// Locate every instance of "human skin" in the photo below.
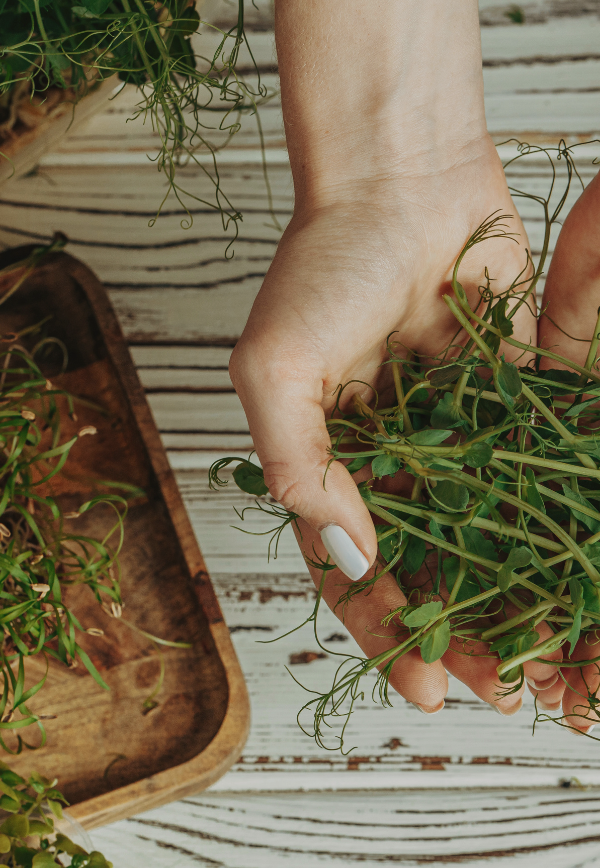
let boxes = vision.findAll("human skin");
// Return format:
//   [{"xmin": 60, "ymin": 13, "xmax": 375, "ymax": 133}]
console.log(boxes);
[{"xmin": 230, "ymin": 0, "xmax": 593, "ymax": 719}]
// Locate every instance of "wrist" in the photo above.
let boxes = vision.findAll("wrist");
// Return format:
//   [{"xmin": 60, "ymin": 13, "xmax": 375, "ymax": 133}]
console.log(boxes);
[{"xmin": 276, "ymin": 0, "xmax": 489, "ymax": 211}]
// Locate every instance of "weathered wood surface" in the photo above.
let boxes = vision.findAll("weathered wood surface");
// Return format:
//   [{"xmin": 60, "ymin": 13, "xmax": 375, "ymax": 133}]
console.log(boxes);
[
  {"xmin": 91, "ymin": 787, "xmax": 600, "ymax": 867},
  {"xmin": 3, "ymin": 0, "xmax": 600, "ymax": 864}
]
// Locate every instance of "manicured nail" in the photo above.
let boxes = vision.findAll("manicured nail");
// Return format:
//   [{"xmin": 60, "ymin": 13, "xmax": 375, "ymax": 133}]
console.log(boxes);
[
  {"xmin": 570, "ymin": 725, "xmax": 595, "ymax": 737},
  {"xmin": 526, "ymin": 674, "xmax": 559, "ymax": 691},
  {"xmin": 411, "ymin": 700, "xmax": 445, "ymax": 715},
  {"xmin": 537, "ymin": 699, "xmax": 562, "ymax": 712},
  {"xmin": 489, "ymin": 698, "xmax": 523, "ymax": 716},
  {"xmin": 320, "ymin": 525, "xmax": 369, "ymax": 581}
]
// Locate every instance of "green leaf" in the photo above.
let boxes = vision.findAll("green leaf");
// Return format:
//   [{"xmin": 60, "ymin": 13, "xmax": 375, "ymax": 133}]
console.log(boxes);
[
  {"xmin": 463, "ymin": 441, "xmax": 493, "ymax": 468},
  {"xmin": 1, "ymin": 813, "xmax": 29, "ymax": 838},
  {"xmin": 371, "ymin": 454, "xmax": 401, "ymax": 479},
  {"xmin": 46, "ymin": 799, "xmax": 63, "ymax": 820},
  {"xmin": 171, "ymin": 7, "xmax": 201, "ymax": 35},
  {"xmin": 569, "ymin": 577, "xmax": 584, "ymax": 611},
  {"xmin": 525, "ymin": 467, "xmax": 546, "ymax": 514},
  {"xmin": 561, "ymin": 485, "xmax": 600, "ymax": 533},
  {"xmin": 461, "ymin": 527, "xmax": 496, "ymax": 561},
  {"xmin": 403, "ymin": 601, "xmax": 443, "ymax": 627},
  {"xmin": 232, "ymin": 462, "xmax": 268, "ymax": 497},
  {"xmin": 582, "ymin": 579, "xmax": 600, "ymax": 614},
  {"xmin": 14, "ymin": 847, "xmax": 36, "ymax": 868},
  {"xmin": 530, "ymin": 554, "xmax": 556, "ymax": 585},
  {"xmin": 430, "ymin": 480, "xmax": 469, "ymax": 512},
  {"xmin": 0, "ymin": 834, "xmax": 10, "ymax": 853},
  {"xmin": 420, "ymin": 620, "xmax": 451, "ymax": 663},
  {"xmin": 403, "ymin": 534, "xmax": 426, "ymax": 575},
  {"xmin": 55, "ymin": 834, "xmax": 87, "ymax": 857},
  {"xmin": 567, "ymin": 579, "xmax": 584, "ymax": 655},
  {"xmin": 497, "ymin": 547, "xmax": 532, "ymax": 593},
  {"xmin": 0, "ymin": 796, "xmax": 20, "ymax": 813},
  {"xmin": 345, "ymin": 456, "xmax": 372, "ymax": 474},
  {"xmin": 494, "ymin": 361, "xmax": 522, "ymax": 407},
  {"xmin": 444, "ymin": 558, "xmax": 480, "ymax": 603},
  {"xmin": 375, "ymin": 526, "xmax": 401, "ymax": 563},
  {"xmin": 563, "ymin": 395, "xmax": 600, "ymax": 418},
  {"xmin": 428, "ymin": 520, "xmax": 445, "ymax": 542},
  {"xmin": 80, "ymin": 0, "xmax": 113, "ymax": 13},
  {"xmin": 583, "ymin": 541, "xmax": 600, "ymax": 566},
  {"xmin": 32, "ymin": 853, "xmax": 58, "ymax": 867},
  {"xmin": 491, "ymin": 297, "xmax": 514, "ymax": 338},
  {"xmin": 431, "ymin": 393, "xmax": 463, "ymax": 429},
  {"xmin": 407, "ymin": 429, "xmax": 453, "ymax": 446},
  {"xmin": 87, "ymin": 852, "xmax": 113, "ymax": 868},
  {"xmin": 428, "ymin": 365, "xmax": 463, "ymax": 387}
]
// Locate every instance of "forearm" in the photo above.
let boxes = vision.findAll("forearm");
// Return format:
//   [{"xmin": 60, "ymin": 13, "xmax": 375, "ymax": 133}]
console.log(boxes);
[{"xmin": 275, "ymin": 0, "xmax": 489, "ymax": 208}]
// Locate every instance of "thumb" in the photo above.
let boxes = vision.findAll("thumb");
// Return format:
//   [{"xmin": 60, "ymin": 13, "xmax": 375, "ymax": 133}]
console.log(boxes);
[{"xmin": 231, "ymin": 356, "xmax": 377, "ymax": 581}]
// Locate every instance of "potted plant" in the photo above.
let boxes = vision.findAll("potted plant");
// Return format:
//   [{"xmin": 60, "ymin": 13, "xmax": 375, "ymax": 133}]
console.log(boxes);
[{"xmin": 0, "ymin": 0, "xmax": 267, "ymax": 234}]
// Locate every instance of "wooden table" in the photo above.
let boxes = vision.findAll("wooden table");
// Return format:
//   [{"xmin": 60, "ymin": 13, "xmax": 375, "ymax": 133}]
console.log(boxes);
[{"xmin": 2, "ymin": 0, "xmax": 600, "ymax": 863}]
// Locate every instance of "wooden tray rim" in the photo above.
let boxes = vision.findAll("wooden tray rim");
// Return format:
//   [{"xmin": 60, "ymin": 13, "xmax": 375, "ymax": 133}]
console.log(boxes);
[{"xmin": 28, "ymin": 253, "xmax": 250, "ymax": 829}]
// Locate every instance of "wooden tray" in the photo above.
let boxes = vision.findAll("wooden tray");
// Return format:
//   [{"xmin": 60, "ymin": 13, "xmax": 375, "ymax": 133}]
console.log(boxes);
[
  {"xmin": 0, "ymin": 247, "xmax": 250, "ymax": 828},
  {"xmin": 0, "ymin": 78, "xmax": 119, "ymax": 187}
]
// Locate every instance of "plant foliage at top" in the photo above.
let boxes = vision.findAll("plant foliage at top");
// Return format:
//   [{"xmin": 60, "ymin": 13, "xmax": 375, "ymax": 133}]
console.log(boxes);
[{"xmin": 0, "ymin": 0, "xmax": 273, "ymax": 243}]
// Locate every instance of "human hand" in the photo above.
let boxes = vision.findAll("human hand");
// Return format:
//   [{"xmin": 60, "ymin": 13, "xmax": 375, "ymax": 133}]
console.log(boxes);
[
  {"xmin": 530, "ymin": 169, "xmax": 600, "ymax": 734},
  {"xmin": 230, "ymin": 0, "xmax": 557, "ymax": 717}
]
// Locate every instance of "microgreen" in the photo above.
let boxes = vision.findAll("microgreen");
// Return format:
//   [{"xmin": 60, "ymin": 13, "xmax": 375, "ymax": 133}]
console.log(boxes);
[
  {"xmin": 0, "ymin": 1, "xmax": 276, "ymax": 249},
  {"xmin": 214, "ymin": 141, "xmax": 600, "ymax": 749},
  {"xmin": 0, "ymin": 763, "xmax": 112, "ymax": 866}
]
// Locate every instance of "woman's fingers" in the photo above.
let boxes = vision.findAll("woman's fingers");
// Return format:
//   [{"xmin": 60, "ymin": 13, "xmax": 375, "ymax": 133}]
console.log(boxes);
[
  {"xmin": 230, "ymin": 344, "xmax": 378, "ymax": 581},
  {"xmin": 561, "ymin": 633, "xmax": 600, "ymax": 734},
  {"xmin": 442, "ymin": 638, "xmax": 524, "ymax": 715},
  {"xmin": 294, "ymin": 519, "xmax": 449, "ymax": 711},
  {"xmin": 538, "ymin": 170, "xmax": 600, "ymax": 366}
]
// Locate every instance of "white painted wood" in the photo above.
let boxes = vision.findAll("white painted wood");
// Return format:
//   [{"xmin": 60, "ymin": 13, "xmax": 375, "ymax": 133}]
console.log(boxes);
[{"xmin": 90, "ymin": 788, "xmax": 600, "ymax": 867}]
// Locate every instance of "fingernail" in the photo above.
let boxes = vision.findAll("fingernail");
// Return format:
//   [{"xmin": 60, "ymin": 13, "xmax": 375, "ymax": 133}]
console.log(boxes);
[
  {"xmin": 526, "ymin": 674, "xmax": 559, "ymax": 691},
  {"xmin": 570, "ymin": 725, "xmax": 595, "ymax": 737},
  {"xmin": 489, "ymin": 698, "xmax": 523, "ymax": 716},
  {"xmin": 411, "ymin": 701, "xmax": 445, "ymax": 715},
  {"xmin": 537, "ymin": 699, "xmax": 562, "ymax": 712},
  {"xmin": 320, "ymin": 525, "xmax": 369, "ymax": 581}
]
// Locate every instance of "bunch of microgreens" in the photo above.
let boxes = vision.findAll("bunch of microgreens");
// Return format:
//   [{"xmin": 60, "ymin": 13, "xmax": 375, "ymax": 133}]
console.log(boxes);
[
  {"xmin": 0, "ymin": 238, "xmax": 141, "ymax": 864},
  {"xmin": 211, "ymin": 141, "xmax": 600, "ymax": 751},
  {"xmin": 0, "ymin": 0, "xmax": 275, "ymax": 245},
  {"xmin": 0, "ymin": 764, "xmax": 111, "ymax": 866}
]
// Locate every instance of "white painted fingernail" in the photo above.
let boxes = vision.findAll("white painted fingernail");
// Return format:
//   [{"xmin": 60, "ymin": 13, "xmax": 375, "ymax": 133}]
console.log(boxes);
[{"xmin": 320, "ymin": 525, "xmax": 369, "ymax": 581}]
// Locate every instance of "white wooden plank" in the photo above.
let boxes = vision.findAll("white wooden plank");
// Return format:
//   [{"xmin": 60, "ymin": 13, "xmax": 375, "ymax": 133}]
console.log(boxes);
[
  {"xmin": 165, "ymin": 432, "xmax": 253, "ymax": 454},
  {"xmin": 140, "ymin": 368, "xmax": 233, "ymax": 391},
  {"xmin": 91, "ymin": 787, "xmax": 600, "ymax": 867},
  {"xmin": 148, "ymin": 392, "xmax": 248, "ymax": 432},
  {"xmin": 130, "ymin": 345, "xmax": 232, "ymax": 368},
  {"xmin": 480, "ymin": 16, "xmax": 600, "ymax": 62}
]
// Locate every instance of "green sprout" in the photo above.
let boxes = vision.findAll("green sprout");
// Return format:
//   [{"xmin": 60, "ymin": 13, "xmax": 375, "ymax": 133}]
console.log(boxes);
[
  {"xmin": 0, "ymin": 1, "xmax": 277, "ymax": 248},
  {"xmin": 213, "ymin": 140, "xmax": 600, "ymax": 751}
]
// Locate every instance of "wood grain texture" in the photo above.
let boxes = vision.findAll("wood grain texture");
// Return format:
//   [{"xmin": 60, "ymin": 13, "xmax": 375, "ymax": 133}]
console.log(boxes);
[
  {"xmin": 0, "ymin": 252, "xmax": 250, "ymax": 828},
  {"xmin": 90, "ymin": 788, "xmax": 600, "ymax": 867}
]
